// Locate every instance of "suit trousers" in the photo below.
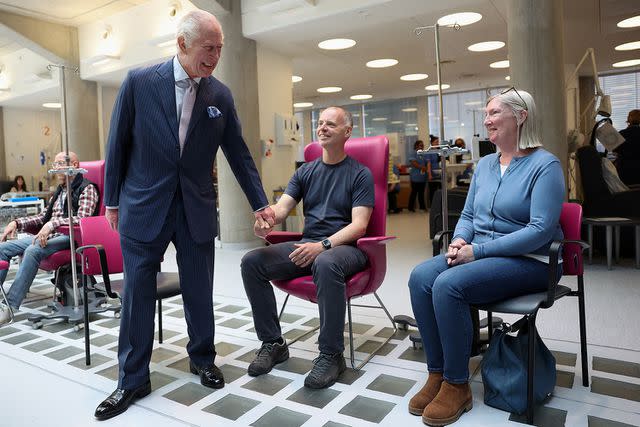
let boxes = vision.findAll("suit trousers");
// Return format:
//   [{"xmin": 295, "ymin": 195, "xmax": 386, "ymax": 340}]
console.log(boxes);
[
  {"xmin": 241, "ymin": 241, "xmax": 368, "ymax": 354},
  {"xmin": 117, "ymin": 189, "xmax": 215, "ymax": 389}
]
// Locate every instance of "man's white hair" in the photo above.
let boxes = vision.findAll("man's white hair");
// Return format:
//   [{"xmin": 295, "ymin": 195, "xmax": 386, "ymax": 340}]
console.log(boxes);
[{"xmin": 176, "ymin": 10, "xmax": 222, "ymax": 48}]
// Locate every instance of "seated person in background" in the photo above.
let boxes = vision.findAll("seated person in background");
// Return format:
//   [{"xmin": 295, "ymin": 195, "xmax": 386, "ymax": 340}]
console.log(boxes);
[
  {"xmin": 388, "ymin": 160, "xmax": 402, "ymax": 213},
  {"xmin": 0, "ymin": 152, "xmax": 100, "ymax": 325},
  {"xmin": 614, "ymin": 109, "xmax": 640, "ymax": 186},
  {"xmin": 241, "ymin": 106, "xmax": 374, "ymax": 389},
  {"xmin": 407, "ymin": 88, "xmax": 564, "ymax": 425},
  {"xmin": 453, "ymin": 138, "xmax": 466, "ymax": 163},
  {"xmin": 10, "ymin": 175, "xmax": 27, "ymax": 193},
  {"xmin": 426, "ymin": 134, "xmax": 442, "ymax": 208}
]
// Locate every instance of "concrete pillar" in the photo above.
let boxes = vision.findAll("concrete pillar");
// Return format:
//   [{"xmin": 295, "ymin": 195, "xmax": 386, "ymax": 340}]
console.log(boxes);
[
  {"xmin": 198, "ymin": 2, "xmax": 264, "ymax": 245},
  {"xmin": 417, "ymin": 95, "xmax": 430, "ymax": 142},
  {"xmin": 64, "ymin": 72, "xmax": 100, "ymax": 161},
  {"xmin": 507, "ymin": 0, "xmax": 566, "ymax": 174}
]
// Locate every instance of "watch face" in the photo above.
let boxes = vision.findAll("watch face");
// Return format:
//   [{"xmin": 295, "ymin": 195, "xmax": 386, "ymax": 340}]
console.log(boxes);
[{"xmin": 322, "ymin": 239, "xmax": 331, "ymax": 249}]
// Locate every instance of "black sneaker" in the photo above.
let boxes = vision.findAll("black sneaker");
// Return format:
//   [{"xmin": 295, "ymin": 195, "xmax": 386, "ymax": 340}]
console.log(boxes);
[
  {"xmin": 304, "ymin": 352, "xmax": 346, "ymax": 389},
  {"xmin": 248, "ymin": 340, "xmax": 289, "ymax": 376}
]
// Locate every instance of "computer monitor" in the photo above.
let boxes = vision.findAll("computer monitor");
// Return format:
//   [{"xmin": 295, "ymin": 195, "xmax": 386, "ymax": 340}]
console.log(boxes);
[{"xmin": 470, "ymin": 137, "xmax": 496, "ymax": 161}]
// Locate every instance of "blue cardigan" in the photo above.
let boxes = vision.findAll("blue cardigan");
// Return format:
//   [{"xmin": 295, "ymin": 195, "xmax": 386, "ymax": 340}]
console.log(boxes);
[{"xmin": 453, "ymin": 148, "xmax": 565, "ymax": 259}]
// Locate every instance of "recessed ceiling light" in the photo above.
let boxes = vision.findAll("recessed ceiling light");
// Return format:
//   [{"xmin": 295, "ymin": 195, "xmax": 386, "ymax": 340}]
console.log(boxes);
[
  {"xmin": 318, "ymin": 38, "xmax": 356, "ymax": 50},
  {"xmin": 293, "ymin": 102, "xmax": 313, "ymax": 108},
  {"xmin": 437, "ymin": 12, "xmax": 482, "ymax": 27},
  {"xmin": 292, "ymin": 75, "xmax": 302, "ymax": 83},
  {"xmin": 391, "ymin": 120, "xmax": 404, "ymax": 124},
  {"xmin": 490, "ymin": 60, "xmax": 510, "ymax": 69},
  {"xmin": 505, "ymin": 75, "xmax": 511, "ymax": 80},
  {"xmin": 615, "ymin": 41, "xmax": 640, "ymax": 51},
  {"xmin": 406, "ymin": 123, "xmax": 417, "ymax": 127},
  {"xmin": 464, "ymin": 101, "xmax": 482, "ymax": 106},
  {"xmin": 425, "ymin": 84, "xmax": 450, "ymax": 90},
  {"xmin": 372, "ymin": 117, "xmax": 387, "ymax": 121},
  {"xmin": 400, "ymin": 73, "xmax": 428, "ymax": 81},
  {"xmin": 366, "ymin": 59, "xmax": 398, "ymax": 68},
  {"xmin": 43, "ymin": 102, "xmax": 61, "ymax": 109},
  {"xmin": 317, "ymin": 86, "xmax": 342, "ymax": 93},
  {"xmin": 401, "ymin": 107, "xmax": 417, "ymax": 112},
  {"xmin": 350, "ymin": 94, "xmax": 372, "ymax": 100},
  {"xmin": 617, "ymin": 15, "xmax": 640, "ymax": 28},
  {"xmin": 612, "ymin": 59, "xmax": 640, "ymax": 68},
  {"xmin": 467, "ymin": 41, "xmax": 505, "ymax": 52}
]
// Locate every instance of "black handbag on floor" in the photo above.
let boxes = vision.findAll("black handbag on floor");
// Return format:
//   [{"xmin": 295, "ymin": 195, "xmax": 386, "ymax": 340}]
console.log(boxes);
[{"xmin": 481, "ymin": 318, "xmax": 556, "ymax": 414}]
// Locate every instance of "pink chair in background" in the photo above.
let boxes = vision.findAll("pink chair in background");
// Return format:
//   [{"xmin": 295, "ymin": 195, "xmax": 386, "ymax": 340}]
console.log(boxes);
[{"xmin": 266, "ymin": 136, "xmax": 396, "ymax": 370}]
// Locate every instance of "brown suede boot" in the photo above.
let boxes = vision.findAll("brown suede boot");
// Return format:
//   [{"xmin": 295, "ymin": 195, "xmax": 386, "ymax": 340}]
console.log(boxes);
[
  {"xmin": 408, "ymin": 372, "xmax": 443, "ymax": 415},
  {"xmin": 422, "ymin": 381, "xmax": 472, "ymax": 426}
]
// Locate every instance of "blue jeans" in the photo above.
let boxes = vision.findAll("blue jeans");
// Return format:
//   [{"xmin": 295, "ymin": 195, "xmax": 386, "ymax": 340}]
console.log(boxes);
[
  {"xmin": 0, "ymin": 235, "xmax": 70, "ymax": 309},
  {"xmin": 408, "ymin": 254, "xmax": 559, "ymax": 383}
]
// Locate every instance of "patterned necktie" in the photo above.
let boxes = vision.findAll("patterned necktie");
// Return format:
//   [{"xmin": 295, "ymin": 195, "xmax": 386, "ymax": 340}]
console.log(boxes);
[{"xmin": 178, "ymin": 78, "xmax": 197, "ymax": 156}]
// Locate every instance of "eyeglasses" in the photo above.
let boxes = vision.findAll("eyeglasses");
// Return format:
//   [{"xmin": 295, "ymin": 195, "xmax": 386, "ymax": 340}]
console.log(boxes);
[{"xmin": 500, "ymin": 86, "xmax": 528, "ymax": 110}]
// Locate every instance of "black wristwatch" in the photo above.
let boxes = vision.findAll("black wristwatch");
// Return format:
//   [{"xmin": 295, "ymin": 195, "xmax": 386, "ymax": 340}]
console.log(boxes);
[{"xmin": 321, "ymin": 238, "xmax": 332, "ymax": 250}]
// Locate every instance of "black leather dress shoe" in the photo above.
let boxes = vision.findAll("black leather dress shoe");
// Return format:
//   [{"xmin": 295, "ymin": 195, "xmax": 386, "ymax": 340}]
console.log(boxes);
[
  {"xmin": 94, "ymin": 380, "xmax": 151, "ymax": 421},
  {"xmin": 189, "ymin": 361, "xmax": 225, "ymax": 389}
]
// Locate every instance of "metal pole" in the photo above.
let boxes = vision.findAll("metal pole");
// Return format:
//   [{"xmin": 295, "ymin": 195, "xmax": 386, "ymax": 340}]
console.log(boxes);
[{"xmin": 434, "ymin": 24, "xmax": 449, "ymax": 246}]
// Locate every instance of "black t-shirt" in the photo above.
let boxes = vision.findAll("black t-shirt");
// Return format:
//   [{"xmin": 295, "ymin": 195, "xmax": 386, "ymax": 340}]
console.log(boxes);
[{"xmin": 285, "ymin": 156, "xmax": 375, "ymax": 241}]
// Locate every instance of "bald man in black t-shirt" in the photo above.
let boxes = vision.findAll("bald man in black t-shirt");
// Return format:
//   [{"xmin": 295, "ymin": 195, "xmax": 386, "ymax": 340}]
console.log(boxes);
[{"xmin": 241, "ymin": 106, "xmax": 374, "ymax": 389}]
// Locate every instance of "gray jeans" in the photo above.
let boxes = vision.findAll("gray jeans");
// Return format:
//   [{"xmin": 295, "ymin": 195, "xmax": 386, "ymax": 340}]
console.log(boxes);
[{"xmin": 241, "ymin": 241, "xmax": 368, "ymax": 354}]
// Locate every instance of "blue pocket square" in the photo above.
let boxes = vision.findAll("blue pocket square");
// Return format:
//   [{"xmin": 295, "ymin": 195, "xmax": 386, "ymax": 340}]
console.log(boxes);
[{"xmin": 207, "ymin": 106, "xmax": 222, "ymax": 118}]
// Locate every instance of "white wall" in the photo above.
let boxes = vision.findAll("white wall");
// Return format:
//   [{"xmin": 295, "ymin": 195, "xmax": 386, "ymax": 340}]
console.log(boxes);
[
  {"xmin": 97, "ymin": 83, "xmax": 120, "ymax": 158},
  {"xmin": 2, "ymin": 107, "xmax": 61, "ymax": 190}
]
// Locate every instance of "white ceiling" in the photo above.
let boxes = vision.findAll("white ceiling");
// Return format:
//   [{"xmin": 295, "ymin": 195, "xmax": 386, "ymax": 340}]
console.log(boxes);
[{"xmin": 0, "ymin": 0, "xmax": 639, "ymax": 110}]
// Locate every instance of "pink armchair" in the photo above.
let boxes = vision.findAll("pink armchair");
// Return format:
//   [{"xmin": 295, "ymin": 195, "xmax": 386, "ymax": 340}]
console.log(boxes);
[{"xmin": 266, "ymin": 136, "xmax": 396, "ymax": 370}]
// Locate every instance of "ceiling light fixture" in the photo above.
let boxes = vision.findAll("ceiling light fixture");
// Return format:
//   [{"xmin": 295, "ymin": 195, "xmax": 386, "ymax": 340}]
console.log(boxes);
[
  {"xmin": 84, "ymin": 54, "xmax": 120, "ymax": 66},
  {"xmin": 489, "ymin": 60, "xmax": 510, "ymax": 69},
  {"xmin": 42, "ymin": 102, "xmax": 61, "ymax": 109},
  {"xmin": 391, "ymin": 120, "xmax": 404, "ymax": 124},
  {"xmin": 505, "ymin": 75, "xmax": 511, "ymax": 80},
  {"xmin": 168, "ymin": 1, "xmax": 182, "ymax": 18},
  {"xmin": 372, "ymin": 117, "xmax": 387, "ymax": 121},
  {"xmin": 615, "ymin": 41, "xmax": 640, "ymax": 51},
  {"xmin": 366, "ymin": 58, "xmax": 398, "ymax": 68},
  {"xmin": 293, "ymin": 102, "xmax": 313, "ymax": 108},
  {"xmin": 612, "ymin": 59, "xmax": 640, "ymax": 68},
  {"xmin": 350, "ymin": 94, "xmax": 372, "ymax": 100},
  {"xmin": 101, "ymin": 25, "xmax": 112, "ymax": 40},
  {"xmin": 318, "ymin": 38, "xmax": 356, "ymax": 50},
  {"xmin": 401, "ymin": 107, "xmax": 417, "ymax": 112},
  {"xmin": 425, "ymin": 84, "xmax": 450, "ymax": 90},
  {"xmin": 467, "ymin": 41, "xmax": 505, "ymax": 52},
  {"xmin": 437, "ymin": 12, "xmax": 482, "ymax": 27},
  {"xmin": 617, "ymin": 15, "xmax": 640, "ymax": 28},
  {"xmin": 400, "ymin": 73, "xmax": 428, "ymax": 81},
  {"xmin": 292, "ymin": 75, "xmax": 302, "ymax": 83},
  {"xmin": 317, "ymin": 86, "xmax": 342, "ymax": 93}
]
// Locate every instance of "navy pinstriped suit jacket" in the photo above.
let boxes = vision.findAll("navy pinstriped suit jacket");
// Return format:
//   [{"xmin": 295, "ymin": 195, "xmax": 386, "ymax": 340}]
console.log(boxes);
[{"xmin": 104, "ymin": 59, "xmax": 268, "ymax": 244}]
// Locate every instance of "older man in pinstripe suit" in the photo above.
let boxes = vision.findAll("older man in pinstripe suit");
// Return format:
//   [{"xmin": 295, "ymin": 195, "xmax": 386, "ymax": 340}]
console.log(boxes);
[{"xmin": 96, "ymin": 10, "xmax": 275, "ymax": 420}]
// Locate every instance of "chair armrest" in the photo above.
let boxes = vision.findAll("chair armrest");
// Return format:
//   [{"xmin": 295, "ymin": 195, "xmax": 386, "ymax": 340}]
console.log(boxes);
[
  {"xmin": 356, "ymin": 236, "xmax": 396, "ymax": 247},
  {"xmin": 76, "ymin": 243, "xmax": 118, "ymax": 299},
  {"xmin": 544, "ymin": 238, "xmax": 589, "ymax": 307},
  {"xmin": 432, "ymin": 230, "xmax": 455, "ymax": 255},
  {"xmin": 265, "ymin": 231, "xmax": 303, "ymax": 245}
]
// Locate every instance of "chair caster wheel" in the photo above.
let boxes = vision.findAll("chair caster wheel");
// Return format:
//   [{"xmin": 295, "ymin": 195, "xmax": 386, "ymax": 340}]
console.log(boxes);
[
  {"xmin": 114, "ymin": 311, "xmax": 121, "ymax": 319},
  {"xmin": 409, "ymin": 332, "xmax": 423, "ymax": 349},
  {"xmin": 73, "ymin": 323, "xmax": 84, "ymax": 332},
  {"xmin": 32, "ymin": 322, "xmax": 43, "ymax": 330}
]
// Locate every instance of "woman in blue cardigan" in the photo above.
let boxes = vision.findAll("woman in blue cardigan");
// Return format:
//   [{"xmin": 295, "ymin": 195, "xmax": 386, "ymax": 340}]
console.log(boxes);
[{"xmin": 407, "ymin": 88, "xmax": 565, "ymax": 426}]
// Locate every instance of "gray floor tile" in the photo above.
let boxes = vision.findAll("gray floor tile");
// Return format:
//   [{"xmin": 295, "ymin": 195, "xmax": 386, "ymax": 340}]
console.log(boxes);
[
  {"xmin": 355, "ymin": 340, "xmax": 396, "ymax": 356},
  {"xmin": 399, "ymin": 346, "xmax": 427, "ymax": 363},
  {"xmin": 172, "ymin": 337, "xmax": 190, "ymax": 348},
  {"xmin": 154, "ymin": 329, "xmax": 180, "ymax": 341},
  {"xmin": 203, "ymin": 394, "xmax": 261, "ymax": 421},
  {"xmin": 151, "ymin": 347, "xmax": 180, "ymax": 363},
  {"xmin": 336, "ymin": 368, "xmax": 366, "ymax": 385},
  {"xmin": 166, "ymin": 308, "xmax": 185, "ymax": 318},
  {"xmin": 217, "ymin": 304, "xmax": 245, "ymax": 314},
  {"xmin": 552, "ymin": 350, "xmax": 577, "ymax": 367},
  {"xmin": 3, "ymin": 332, "xmax": 39, "ymax": 345},
  {"xmin": 593, "ymin": 356, "xmax": 640, "ymax": 378},
  {"xmin": 62, "ymin": 328, "xmax": 96, "ymax": 340},
  {"xmin": 283, "ymin": 328, "xmax": 314, "ymax": 341},
  {"xmin": 366, "ymin": 373, "xmax": 417, "ymax": 397},
  {"xmin": 150, "ymin": 371, "xmax": 177, "ymax": 391},
  {"xmin": 591, "ymin": 376, "xmax": 640, "ymax": 402},
  {"xmin": 218, "ymin": 318, "xmax": 251, "ymax": 329},
  {"xmin": 241, "ymin": 374, "xmax": 292, "ymax": 396},
  {"xmin": 323, "ymin": 422, "xmax": 351, "ymax": 427},
  {"xmin": 163, "ymin": 382, "xmax": 214, "ymax": 406},
  {"xmin": 96, "ymin": 364, "xmax": 119, "ymax": 381},
  {"xmin": 303, "ymin": 317, "xmax": 320, "ymax": 328},
  {"xmin": 280, "ymin": 313, "xmax": 305, "ymax": 324},
  {"xmin": 588, "ymin": 415, "xmax": 638, "ymax": 427},
  {"xmin": 220, "ymin": 364, "xmax": 247, "ymax": 384},
  {"xmin": 45, "ymin": 346, "xmax": 84, "ymax": 361},
  {"xmin": 215, "ymin": 341, "xmax": 243, "ymax": 357},
  {"xmin": 344, "ymin": 322, "xmax": 373, "ymax": 335},
  {"xmin": 274, "ymin": 356, "xmax": 314, "ymax": 375},
  {"xmin": 168, "ymin": 357, "xmax": 191, "ymax": 373},
  {"xmin": 509, "ymin": 405, "xmax": 567, "ymax": 426},
  {"xmin": 90, "ymin": 334, "xmax": 119, "ymax": 347},
  {"xmin": 0, "ymin": 326, "xmax": 20, "ymax": 337},
  {"xmin": 557, "ymin": 369, "xmax": 575, "ymax": 388},
  {"xmin": 22, "ymin": 338, "xmax": 61, "ymax": 352},
  {"xmin": 250, "ymin": 406, "xmax": 311, "ymax": 427},
  {"xmin": 41, "ymin": 321, "xmax": 75, "ymax": 333},
  {"xmin": 339, "ymin": 395, "xmax": 396, "ymax": 423},
  {"xmin": 237, "ymin": 349, "xmax": 259, "ymax": 363},
  {"xmin": 95, "ymin": 318, "xmax": 120, "ymax": 328},
  {"xmin": 69, "ymin": 353, "xmax": 111, "ymax": 369},
  {"xmin": 286, "ymin": 386, "xmax": 340, "ymax": 408},
  {"xmin": 375, "ymin": 327, "xmax": 411, "ymax": 340}
]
